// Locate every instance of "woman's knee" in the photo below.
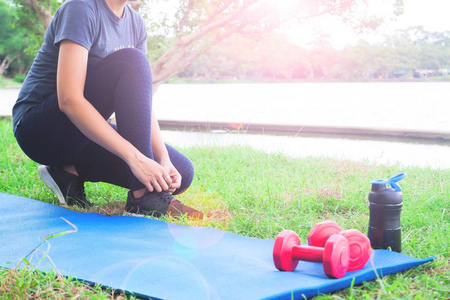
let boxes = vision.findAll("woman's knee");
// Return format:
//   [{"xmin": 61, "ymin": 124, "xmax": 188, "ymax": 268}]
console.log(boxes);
[
  {"xmin": 176, "ymin": 158, "xmax": 194, "ymax": 194},
  {"xmin": 113, "ymin": 48, "xmax": 150, "ymax": 70},
  {"xmin": 88, "ymin": 47, "xmax": 152, "ymax": 82}
]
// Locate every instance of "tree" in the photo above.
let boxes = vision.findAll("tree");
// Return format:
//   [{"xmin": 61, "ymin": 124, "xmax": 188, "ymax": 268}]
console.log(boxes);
[
  {"xmin": 0, "ymin": 0, "xmax": 30, "ymax": 76},
  {"xmin": 412, "ymin": 28, "xmax": 450, "ymax": 71},
  {"xmin": 13, "ymin": 0, "xmax": 404, "ymax": 87},
  {"xmin": 143, "ymin": 0, "xmax": 404, "ymax": 88},
  {"xmin": 11, "ymin": 0, "xmax": 62, "ymax": 56}
]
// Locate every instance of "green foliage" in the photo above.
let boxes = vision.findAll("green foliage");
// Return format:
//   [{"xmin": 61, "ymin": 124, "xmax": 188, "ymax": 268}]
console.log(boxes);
[
  {"xmin": 0, "ymin": 1, "xmax": 17, "ymax": 50},
  {"xmin": 12, "ymin": 74, "xmax": 25, "ymax": 83},
  {"xmin": 146, "ymin": 34, "xmax": 174, "ymax": 65},
  {"xmin": 141, "ymin": 0, "xmax": 407, "ymax": 84},
  {"xmin": 0, "ymin": 0, "xmax": 35, "ymax": 76},
  {"xmin": 7, "ymin": 0, "xmax": 445, "ymax": 82},
  {"xmin": 179, "ymin": 26, "xmax": 450, "ymax": 81},
  {"xmin": 11, "ymin": 0, "xmax": 63, "ymax": 56},
  {"xmin": 5, "ymin": 0, "xmax": 407, "ymax": 81}
]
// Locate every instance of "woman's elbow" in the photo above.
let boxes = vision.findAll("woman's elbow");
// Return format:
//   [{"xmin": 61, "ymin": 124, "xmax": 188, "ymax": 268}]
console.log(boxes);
[
  {"xmin": 57, "ymin": 92, "xmax": 77, "ymax": 114},
  {"xmin": 57, "ymin": 95, "xmax": 69, "ymax": 113}
]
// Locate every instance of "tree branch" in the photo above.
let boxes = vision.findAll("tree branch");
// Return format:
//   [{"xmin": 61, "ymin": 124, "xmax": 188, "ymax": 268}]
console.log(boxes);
[
  {"xmin": 178, "ymin": 0, "xmax": 195, "ymax": 33},
  {"xmin": 152, "ymin": 17, "xmax": 252, "ymax": 87},
  {"xmin": 294, "ymin": 0, "xmax": 356, "ymax": 22},
  {"xmin": 22, "ymin": 0, "xmax": 53, "ymax": 29},
  {"xmin": 153, "ymin": 0, "xmax": 258, "ymax": 76},
  {"xmin": 202, "ymin": 0, "xmax": 234, "ymax": 27}
]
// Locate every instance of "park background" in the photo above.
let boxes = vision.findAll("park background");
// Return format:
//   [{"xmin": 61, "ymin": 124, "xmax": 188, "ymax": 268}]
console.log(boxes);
[
  {"xmin": 0, "ymin": 0, "xmax": 449, "ymax": 299},
  {"xmin": 1, "ymin": 0, "xmax": 450, "ymax": 85}
]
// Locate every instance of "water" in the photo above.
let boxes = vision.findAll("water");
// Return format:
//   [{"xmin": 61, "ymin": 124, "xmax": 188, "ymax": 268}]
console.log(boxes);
[
  {"xmin": 154, "ymin": 82, "xmax": 450, "ymax": 133},
  {"xmin": 162, "ymin": 130, "xmax": 450, "ymax": 170},
  {"xmin": 2, "ymin": 82, "xmax": 449, "ymax": 168},
  {"xmin": 153, "ymin": 82, "xmax": 450, "ymax": 170}
]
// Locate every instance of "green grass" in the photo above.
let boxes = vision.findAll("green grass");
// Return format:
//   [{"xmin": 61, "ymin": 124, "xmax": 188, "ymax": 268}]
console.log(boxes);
[
  {"xmin": 1, "ymin": 118, "xmax": 449, "ymax": 299},
  {"xmin": 0, "ymin": 76, "xmax": 22, "ymax": 88}
]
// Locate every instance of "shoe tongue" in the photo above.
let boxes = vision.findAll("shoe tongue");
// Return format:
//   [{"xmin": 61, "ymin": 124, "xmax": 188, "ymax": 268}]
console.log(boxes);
[{"xmin": 159, "ymin": 192, "xmax": 174, "ymax": 203}]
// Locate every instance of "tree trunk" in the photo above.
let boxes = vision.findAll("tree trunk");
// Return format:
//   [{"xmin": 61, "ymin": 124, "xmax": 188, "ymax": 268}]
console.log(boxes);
[
  {"xmin": 0, "ymin": 55, "xmax": 16, "ymax": 76},
  {"xmin": 22, "ymin": 0, "xmax": 53, "ymax": 30}
]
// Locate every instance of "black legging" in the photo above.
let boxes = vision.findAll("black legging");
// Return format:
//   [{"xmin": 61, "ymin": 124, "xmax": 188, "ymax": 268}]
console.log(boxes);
[{"xmin": 14, "ymin": 48, "xmax": 194, "ymax": 194}]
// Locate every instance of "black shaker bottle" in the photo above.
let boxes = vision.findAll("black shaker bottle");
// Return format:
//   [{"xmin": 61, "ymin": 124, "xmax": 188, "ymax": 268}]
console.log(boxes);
[{"xmin": 368, "ymin": 173, "xmax": 406, "ymax": 253}]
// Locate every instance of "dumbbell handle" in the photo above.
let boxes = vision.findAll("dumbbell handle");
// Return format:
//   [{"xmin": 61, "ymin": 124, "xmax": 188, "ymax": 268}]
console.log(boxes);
[
  {"xmin": 273, "ymin": 230, "xmax": 350, "ymax": 278},
  {"xmin": 291, "ymin": 245, "xmax": 324, "ymax": 262}
]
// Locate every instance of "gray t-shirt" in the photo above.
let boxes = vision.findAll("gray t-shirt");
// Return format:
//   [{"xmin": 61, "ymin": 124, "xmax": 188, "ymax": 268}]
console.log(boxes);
[{"xmin": 12, "ymin": 0, "xmax": 147, "ymax": 133}]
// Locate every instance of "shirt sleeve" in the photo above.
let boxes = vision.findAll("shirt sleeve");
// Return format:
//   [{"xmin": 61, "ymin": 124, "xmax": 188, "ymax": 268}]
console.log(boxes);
[
  {"xmin": 136, "ymin": 18, "xmax": 147, "ymax": 54},
  {"xmin": 53, "ymin": 1, "xmax": 96, "ymax": 51}
]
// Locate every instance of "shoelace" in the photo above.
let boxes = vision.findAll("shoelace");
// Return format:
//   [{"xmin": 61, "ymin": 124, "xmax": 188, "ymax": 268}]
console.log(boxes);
[{"xmin": 158, "ymin": 192, "xmax": 174, "ymax": 204}]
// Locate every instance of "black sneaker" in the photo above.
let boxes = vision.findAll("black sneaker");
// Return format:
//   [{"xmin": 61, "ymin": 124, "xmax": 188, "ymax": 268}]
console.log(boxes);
[
  {"xmin": 125, "ymin": 190, "xmax": 203, "ymax": 219},
  {"xmin": 38, "ymin": 165, "xmax": 93, "ymax": 208}
]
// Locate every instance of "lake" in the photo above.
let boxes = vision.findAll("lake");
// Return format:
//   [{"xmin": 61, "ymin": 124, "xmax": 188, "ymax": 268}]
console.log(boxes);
[
  {"xmin": 152, "ymin": 82, "xmax": 450, "ymax": 170},
  {"xmin": 153, "ymin": 82, "xmax": 450, "ymax": 133}
]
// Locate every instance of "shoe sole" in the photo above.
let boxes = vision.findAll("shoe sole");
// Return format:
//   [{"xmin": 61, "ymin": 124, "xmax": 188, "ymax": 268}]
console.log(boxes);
[
  {"xmin": 125, "ymin": 205, "xmax": 162, "ymax": 217},
  {"xmin": 38, "ymin": 165, "xmax": 67, "ymax": 205}
]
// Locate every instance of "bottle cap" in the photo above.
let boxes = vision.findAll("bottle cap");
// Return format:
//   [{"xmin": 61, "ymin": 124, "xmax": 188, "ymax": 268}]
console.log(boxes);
[{"xmin": 370, "ymin": 173, "xmax": 406, "ymax": 192}]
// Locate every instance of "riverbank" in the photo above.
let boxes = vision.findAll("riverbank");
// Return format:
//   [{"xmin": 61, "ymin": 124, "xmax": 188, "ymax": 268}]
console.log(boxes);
[
  {"xmin": 162, "ymin": 130, "xmax": 450, "ymax": 170},
  {"xmin": 166, "ymin": 76, "xmax": 450, "ymax": 84},
  {"xmin": 153, "ymin": 82, "xmax": 450, "ymax": 141},
  {"xmin": 2, "ymin": 82, "xmax": 450, "ymax": 141},
  {"xmin": 3, "ymin": 75, "xmax": 449, "ymax": 88}
]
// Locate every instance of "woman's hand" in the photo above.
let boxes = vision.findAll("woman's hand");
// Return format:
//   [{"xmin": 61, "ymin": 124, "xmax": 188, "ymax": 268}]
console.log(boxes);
[
  {"xmin": 159, "ymin": 157, "xmax": 182, "ymax": 194},
  {"xmin": 127, "ymin": 151, "xmax": 171, "ymax": 193}
]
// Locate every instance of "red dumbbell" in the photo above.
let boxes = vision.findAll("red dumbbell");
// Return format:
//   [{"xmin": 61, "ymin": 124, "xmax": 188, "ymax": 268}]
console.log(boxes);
[
  {"xmin": 273, "ymin": 230, "xmax": 350, "ymax": 279},
  {"xmin": 308, "ymin": 221, "xmax": 371, "ymax": 271}
]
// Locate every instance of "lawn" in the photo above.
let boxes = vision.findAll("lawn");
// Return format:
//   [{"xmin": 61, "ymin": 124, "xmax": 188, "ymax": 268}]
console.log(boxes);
[
  {"xmin": 0, "ymin": 76, "xmax": 22, "ymax": 88},
  {"xmin": 0, "ymin": 118, "xmax": 448, "ymax": 299}
]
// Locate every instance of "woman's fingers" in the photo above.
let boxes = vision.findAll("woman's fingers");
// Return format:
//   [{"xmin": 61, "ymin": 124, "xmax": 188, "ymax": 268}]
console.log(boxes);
[
  {"xmin": 129, "ymin": 154, "xmax": 166, "ymax": 193},
  {"xmin": 174, "ymin": 174, "xmax": 181, "ymax": 188},
  {"xmin": 143, "ymin": 176, "xmax": 166, "ymax": 193},
  {"xmin": 163, "ymin": 174, "xmax": 173, "ymax": 185},
  {"xmin": 145, "ymin": 182, "xmax": 154, "ymax": 192},
  {"xmin": 144, "ymin": 169, "xmax": 169, "ymax": 193},
  {"xmin": 156, "ymin": 176, "xmax": 169, "ymax": 192},
  {"xmin": 166, "ymin": 173, "xmax": 181, "ymax": 193},
  {"xmin": 130, "ymin": 152, "xmax": 189, "ymax": 193}
]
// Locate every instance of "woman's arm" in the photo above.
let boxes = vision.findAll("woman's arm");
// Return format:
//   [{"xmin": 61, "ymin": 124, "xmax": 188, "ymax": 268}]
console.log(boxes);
[
  {"xmin": 150, "ymin": 111, "xmax": 181, "ymax": 193},
  {"xmin": 150, "ymin": 111, "xmax": 168, "ymax": 163},
  {"xmin": 57, "ymin": 40, "xmax": 169, "ymax": 192}
]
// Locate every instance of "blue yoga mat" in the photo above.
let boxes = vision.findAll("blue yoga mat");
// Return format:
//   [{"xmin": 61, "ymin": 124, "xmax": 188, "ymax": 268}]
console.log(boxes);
[{"xmin": 0, "ymin": 193, "xmax": 434, "ymax": 299}]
